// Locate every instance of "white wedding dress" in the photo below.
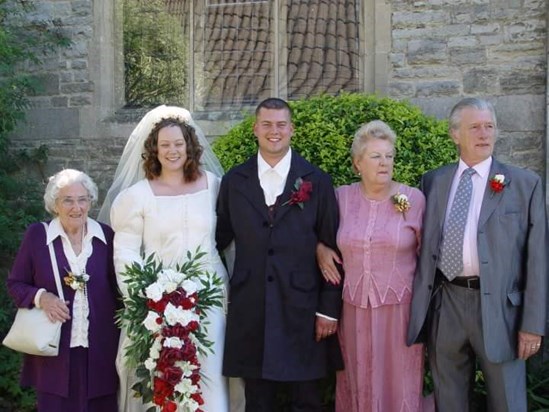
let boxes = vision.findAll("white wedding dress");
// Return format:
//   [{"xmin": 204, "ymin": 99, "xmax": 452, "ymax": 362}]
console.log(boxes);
[{"xmin": 111, "ymin": 171, "xmax": 229, "ymax": 412}]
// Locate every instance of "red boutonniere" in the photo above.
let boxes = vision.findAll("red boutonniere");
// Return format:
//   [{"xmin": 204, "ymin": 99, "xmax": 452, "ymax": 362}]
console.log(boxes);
[
  {"xmin": 283, "ymin": 177, "xmax": 313, "ymax": 209},
  {"xmin": 489, "ymin": 174, "xmax": 507, "ymax": 196}
]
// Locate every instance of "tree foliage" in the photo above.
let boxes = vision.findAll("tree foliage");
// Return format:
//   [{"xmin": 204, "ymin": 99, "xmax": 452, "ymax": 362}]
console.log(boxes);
[
  {"xmin": 124, "ymin": 0, "xmax": 188, "ymax": 107},
  {"xmin": 0, "ymin": 1, "xmax": 69, "ymax": 410}
]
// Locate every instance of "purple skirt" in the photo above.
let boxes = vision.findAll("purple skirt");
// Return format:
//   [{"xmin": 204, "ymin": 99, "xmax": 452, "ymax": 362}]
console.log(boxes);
[{"xmin": 36, "ymin": 347, "xmax": 117, "ymax": 412}]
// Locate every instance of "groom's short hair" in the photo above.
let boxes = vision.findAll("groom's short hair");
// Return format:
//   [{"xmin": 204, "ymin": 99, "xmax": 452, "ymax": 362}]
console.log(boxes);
[{"xmin": 255, "ymin": 98, "xmax": 292, "ymax": 118}]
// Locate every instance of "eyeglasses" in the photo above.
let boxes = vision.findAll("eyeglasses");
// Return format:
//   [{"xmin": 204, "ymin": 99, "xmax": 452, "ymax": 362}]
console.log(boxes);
[
  {"xmin": 58, "ymin": 196, "xmax": 91, "ymax": 208},
  {"xmin": 366, "ymin": 153, "xmax": 395, "ymax": 162}
]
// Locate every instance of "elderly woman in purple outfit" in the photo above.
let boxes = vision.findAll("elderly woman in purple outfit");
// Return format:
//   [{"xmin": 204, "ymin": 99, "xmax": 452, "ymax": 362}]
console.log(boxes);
[{"xmin": 6, "ymin": 169, "xmax": 119, "ymax": 412}]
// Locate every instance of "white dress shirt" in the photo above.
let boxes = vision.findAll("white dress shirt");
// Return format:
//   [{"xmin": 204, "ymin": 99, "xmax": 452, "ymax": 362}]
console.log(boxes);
[
  {"xmin": 257, "ymin": 149, "xmax": 292, "ymax": 205},
  {"xmin": 444, "ymin": 157, "xmax": 492, "ymax": 278}
]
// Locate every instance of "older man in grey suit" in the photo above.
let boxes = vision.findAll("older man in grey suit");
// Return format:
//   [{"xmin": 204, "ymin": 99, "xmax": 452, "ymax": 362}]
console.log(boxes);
[{"xmin": 407, "ymin": 97, "xmax": 547, "ymax": 411}]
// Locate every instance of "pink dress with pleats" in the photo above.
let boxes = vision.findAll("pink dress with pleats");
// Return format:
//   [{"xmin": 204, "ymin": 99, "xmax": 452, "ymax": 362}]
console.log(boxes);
[{"xmin": 335, "ymin": 182, "xmax": 431, "ymax": 412}]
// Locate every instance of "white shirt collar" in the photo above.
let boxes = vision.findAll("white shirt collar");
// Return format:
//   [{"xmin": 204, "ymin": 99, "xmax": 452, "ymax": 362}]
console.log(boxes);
[
  {"xmin": 257, "ymin": 149, "xmax": 292, "ymax": 179},
  {"xmin": 457, "ymin": 156, "xmax": 492, "ymax": 180},
  {"xmin": 46, "ymin": 217, "xmax": 106, "ymax": 245}
]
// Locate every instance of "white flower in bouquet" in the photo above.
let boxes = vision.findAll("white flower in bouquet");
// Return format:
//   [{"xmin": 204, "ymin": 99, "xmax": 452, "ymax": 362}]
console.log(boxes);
[
  {"xmin": 144, "ymin": 357, "xmax": 156, "ymax": 371},
  {"xmin": 145, "ymin": 282, "xmax": 164, "ymax": 302},
  {"xmin": 181, "ymin": 398, "xmax": 200, "ymax": 412},
  {"xmin": 163, "ymin": 281, "xmax": 178, "ymax": 294},
  {"xmin": 157, "ymin": 268, "xmax": 188, "ymax": 293},
  {"xmin": 163, "ymin": 303, "xmax": 200, "ymax": 327},
  {"xmin": 149, "ymin": 337, "xmax": 162, "ymax": 359},
  {"xmin": 163, "ymin": 336, "xmax": 184, "ymax": 349},
  {"xmin": 175, "ymin": 377, "xmax": 199, "ymax": 396},
  {"xmin": 181, "ymin": 279, "xmax": 199, "ymax": 295},
  {"xmin": 143, "ymin": 311, "xmax": 162, "ymax": 333},
  {"xmin": 177, "ymin": 360, "xmax": 198, "ymax": 377}
]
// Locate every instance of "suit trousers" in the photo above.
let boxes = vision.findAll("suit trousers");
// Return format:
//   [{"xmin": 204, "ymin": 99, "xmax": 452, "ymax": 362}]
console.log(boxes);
[
  {"xmin": 428, "ymin": 282, "xmax": 526, "ymax": 412},
  {"xmin": 244, "ymin": 377, "xmax": 322, "ymax": 412}
]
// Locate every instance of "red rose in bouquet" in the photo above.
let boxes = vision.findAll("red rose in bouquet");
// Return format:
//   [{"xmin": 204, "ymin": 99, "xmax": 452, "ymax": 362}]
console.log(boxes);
[
  {"xmin": 163, "ymin": 401, "xmax": 177, "ymax": 412},
  {"xmin": 153, "ymin": 377, "xmax": 175, "ymax": 405},
  {"xmin": 163, "ymin": 365, "xmax": 184, "ymax": 386}
]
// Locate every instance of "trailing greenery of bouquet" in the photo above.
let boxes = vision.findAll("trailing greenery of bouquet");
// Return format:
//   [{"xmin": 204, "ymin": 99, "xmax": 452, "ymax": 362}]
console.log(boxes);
[{"xmin": 117, "ymin": 248, "xmax": 224, "ymax": 412}]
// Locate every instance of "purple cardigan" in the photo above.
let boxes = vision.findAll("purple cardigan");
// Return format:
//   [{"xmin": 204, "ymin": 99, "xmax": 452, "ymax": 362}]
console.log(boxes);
[{"xmin": 6, "ymin": 221, "xmax": 120, "ymax": 398}]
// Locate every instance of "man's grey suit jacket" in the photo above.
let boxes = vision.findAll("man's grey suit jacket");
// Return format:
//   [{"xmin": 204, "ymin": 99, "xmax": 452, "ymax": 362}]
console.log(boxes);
[{"xmin": 407, "ymin": 158, "xmax": 547, "ymax": 363}]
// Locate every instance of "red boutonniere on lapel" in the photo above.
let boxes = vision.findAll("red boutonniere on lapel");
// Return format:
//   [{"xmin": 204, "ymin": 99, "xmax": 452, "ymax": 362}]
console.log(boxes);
[
  {"xmin": 489, "ymin": 174, "xmax": 508, "ymax": 196},
  {"xmin": 283, "ymin": 177, "xmax": 313, "ymax": 209}
]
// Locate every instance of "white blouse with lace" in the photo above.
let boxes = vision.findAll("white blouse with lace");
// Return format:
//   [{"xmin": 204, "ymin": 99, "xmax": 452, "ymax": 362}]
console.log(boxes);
[{"xmin": 43, "ymin": 218, "xmax": 106, "ymax": 348}]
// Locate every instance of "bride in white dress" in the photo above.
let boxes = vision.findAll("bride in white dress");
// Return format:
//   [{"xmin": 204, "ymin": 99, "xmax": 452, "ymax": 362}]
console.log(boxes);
[{"xmin": 98, "ymin": 106, "xmax": 229, "ymax": 412}]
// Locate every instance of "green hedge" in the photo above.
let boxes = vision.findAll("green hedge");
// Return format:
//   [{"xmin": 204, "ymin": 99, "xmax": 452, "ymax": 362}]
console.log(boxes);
[{"xmin": 213, "ymin": 93, "xmax": 457, "ymax": 187}]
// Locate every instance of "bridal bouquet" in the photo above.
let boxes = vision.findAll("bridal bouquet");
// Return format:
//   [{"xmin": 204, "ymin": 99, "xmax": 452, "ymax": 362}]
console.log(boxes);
[{"xmin": 117, "ymin": 249, "xmax": 224, "ymax": 412}]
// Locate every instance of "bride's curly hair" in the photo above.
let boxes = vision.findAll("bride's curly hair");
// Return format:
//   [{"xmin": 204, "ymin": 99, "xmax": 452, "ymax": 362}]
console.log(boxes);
[{"xmin": 142, "ymin": 117, "xmax": 204, "ymax": 182}]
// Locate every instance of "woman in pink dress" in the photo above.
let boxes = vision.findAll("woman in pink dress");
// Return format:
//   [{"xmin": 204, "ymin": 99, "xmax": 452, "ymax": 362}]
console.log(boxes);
[{"xmin": 318, "ymin": 120, "xmax": 430, "ymax": 412}]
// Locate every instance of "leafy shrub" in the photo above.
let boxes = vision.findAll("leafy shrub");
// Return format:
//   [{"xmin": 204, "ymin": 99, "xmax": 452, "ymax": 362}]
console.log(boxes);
[
  {"xmin": 527, "ymin": 358, "xmax": 549, "ymax": 411},
  {"xmin": 212, "ymin": 93, "xmax": 457, "ymax": 187}
]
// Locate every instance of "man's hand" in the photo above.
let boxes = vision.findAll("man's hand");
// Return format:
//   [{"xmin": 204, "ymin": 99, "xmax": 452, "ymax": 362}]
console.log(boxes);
[
  {"xmin": 315, "ymin": 316, "xmax": 338, "ymax": 342},
  {"xmin": 518, "ymin": 331, "xmax": 542, "ymax": 360}
]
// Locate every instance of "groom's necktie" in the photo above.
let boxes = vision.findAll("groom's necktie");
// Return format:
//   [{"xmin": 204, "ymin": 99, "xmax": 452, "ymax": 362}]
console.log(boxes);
[{"xmin": 439, "ymin": 167, "xmax": 476, "ymax": 281}]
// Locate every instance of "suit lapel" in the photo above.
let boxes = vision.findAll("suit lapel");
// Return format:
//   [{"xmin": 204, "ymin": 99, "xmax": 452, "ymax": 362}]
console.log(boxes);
[
  {"xmin": 233, "ymin": 156, "xmax": 271, "ymax": 221},
  {"xmin": 275, "ymin": 153, "xmax": 315, "ymax": 223},
  {"xmin": 478, "ymin": 159, "xmax": 508, "ymax": 229},
  {"xmin": 434, "ymin": 163, "xmax": 458, "ymax": 229}
]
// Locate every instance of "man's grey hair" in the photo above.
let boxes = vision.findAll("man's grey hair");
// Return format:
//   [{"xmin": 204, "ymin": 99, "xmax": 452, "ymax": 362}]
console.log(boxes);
[{"xmin": 449, "ymin": 97, "xmax": 497, "ymax": 131}]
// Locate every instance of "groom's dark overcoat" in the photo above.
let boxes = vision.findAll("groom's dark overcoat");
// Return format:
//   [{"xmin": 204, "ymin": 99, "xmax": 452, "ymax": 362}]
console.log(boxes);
[{"xmin": 216, "ymin": 151, "xmax": 343, "ymax": 381}]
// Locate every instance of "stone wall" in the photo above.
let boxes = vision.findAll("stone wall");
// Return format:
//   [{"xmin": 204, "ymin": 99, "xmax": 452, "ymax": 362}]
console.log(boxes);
[
  {"xmin": 9, "ymin": 0, "xmax": 549, "ymax": 202},
  {"xmin": 388, "ymin": 0, "xmax": 547, "ymax": 176}
]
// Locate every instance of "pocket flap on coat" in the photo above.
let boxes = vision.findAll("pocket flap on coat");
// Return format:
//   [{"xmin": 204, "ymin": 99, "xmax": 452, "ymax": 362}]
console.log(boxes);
[{"xmin": 507, "ymin": 291, "xmax": 523, "ymax": 306}]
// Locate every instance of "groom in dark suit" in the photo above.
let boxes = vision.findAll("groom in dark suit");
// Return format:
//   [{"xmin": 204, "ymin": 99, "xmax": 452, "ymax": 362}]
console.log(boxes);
[
  {"xmin": 407, "ymin": 97, "xmax": 547, "ymax": 411},
  {"xmin": 216, "ymin": 97, "xmax": 342, "ymax": 411}
]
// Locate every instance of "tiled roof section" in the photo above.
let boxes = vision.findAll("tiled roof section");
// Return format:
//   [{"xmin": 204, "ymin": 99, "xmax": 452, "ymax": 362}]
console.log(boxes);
[
  {"xmin": 165, "ymin": 0, "xmax": 361, "ymax": 108},
  {"xmin": 287, "ymin": 0, "xmax": 360, "ymax": 99},
  {"xmin": 196, "ymin": 1, "xmax": 273, "ymax": 108}
]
